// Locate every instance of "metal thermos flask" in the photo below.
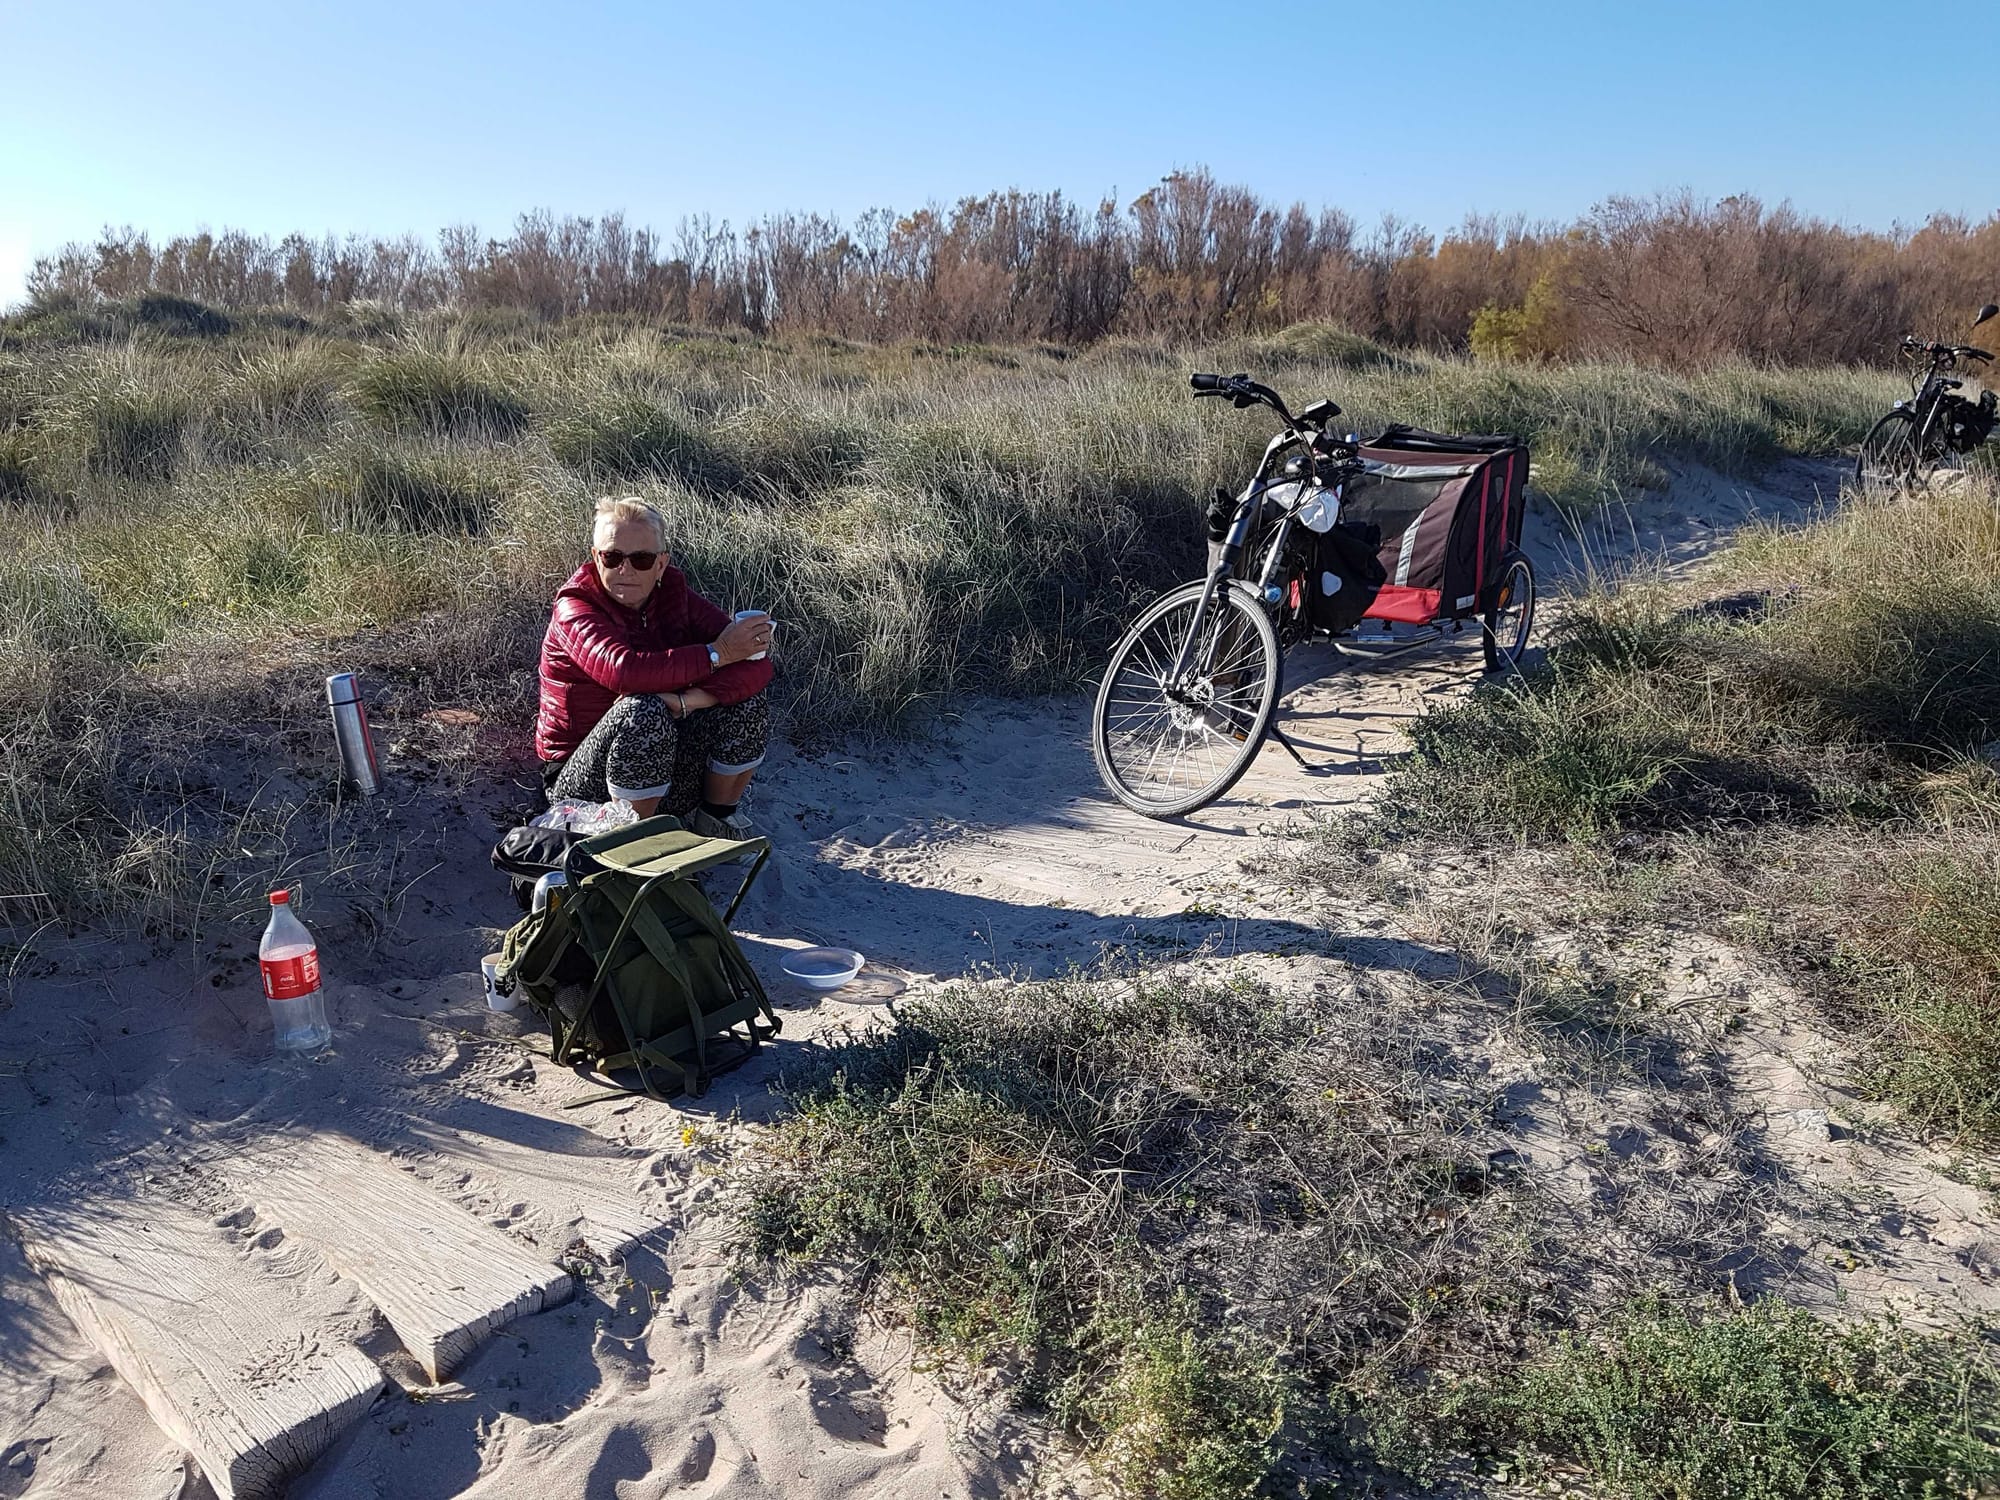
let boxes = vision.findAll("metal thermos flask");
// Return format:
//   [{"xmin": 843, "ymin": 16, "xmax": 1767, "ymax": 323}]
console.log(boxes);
[
  {"xmin": 532, "ymin": 871, "xmax": 567, "ymax": 912},
  {"xmin": 325, "ymin": 673, "xmax": 382, "ymax": 797}
]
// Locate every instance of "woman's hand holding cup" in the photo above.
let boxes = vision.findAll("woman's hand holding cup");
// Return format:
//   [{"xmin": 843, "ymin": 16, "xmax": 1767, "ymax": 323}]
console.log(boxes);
[
  {"xmin": 715, "ymin": 610, "xmax": 774, "ymax": 665},
  {"xmin": 733, "ymin": 608, "xmax": 776, "ymax": 660}
]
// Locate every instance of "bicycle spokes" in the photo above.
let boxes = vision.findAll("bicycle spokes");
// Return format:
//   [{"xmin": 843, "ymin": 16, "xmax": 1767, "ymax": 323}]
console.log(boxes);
[{"xmin": 1097, "ymin": 591, "xmax": 1279, "ymax": 806}]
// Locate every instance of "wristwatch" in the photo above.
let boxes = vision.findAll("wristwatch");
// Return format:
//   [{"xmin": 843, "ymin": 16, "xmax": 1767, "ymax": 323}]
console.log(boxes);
[{"xmin": 706, "ymin": 644, "xmax": 721, "ymax": 669}]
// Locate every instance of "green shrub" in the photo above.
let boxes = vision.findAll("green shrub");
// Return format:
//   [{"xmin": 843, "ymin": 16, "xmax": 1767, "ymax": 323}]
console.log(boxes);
[
  {"xmin": 1357, "ymin": 481, "xmax": 2000, "ymax": 1143},
  {"xmin": 1386, "ymin": 667, "xmax": 1693, "ymax": 839},
  {"xmin": 733, "ymin": 975, "xmax": 1312, "ymax": 1485},
  {"xmin": 1375, "ymin": 482, "xmax": 2000, "ymax": 841},
  {"xmin": 228, "ymin": 341, "xmax": 351, "ymax": 432},
  {"xmin": 1752, "ymin": 580, "xmax": 2000, "ymax": 754},
  {"xmin": 0, "ymin": 297, "xmax": 125, "ymax": 348},
  {"xmin": 324, "ymin": 446, "xmax": 505, "ymax": 534},
  {"xmin": 544, "ymin": 391, "xmax": 739, "ymax": 488},
  {"xmin": 98, "ymin": 395, "xmax": 186, "ymax": 481},
  {"xmin": 40, "ymin": 379, "xmax": 193, "ymax": 484},
  {"xmin": 1073, "ymin": 1301, "xmax": 1289, "ymax": 1500},
  {"xmin": 733, "ymin": 962, "xmax": 1998, "ymax": 1496},
  {"xmin": 0, "ymin": 426, "xmax": 40, "ymax": 503},
  {"xmin": 352, "ymin": 348, "xmax": 528, "ymax": 434},
  {"xmin": 717, "ymin": 402, "xmax": 868, "ymax": 494},
  {"xmin": 0, "ymin": 559, "xmax": 140, "ymax": 917},
  {"xmin": 734, "ymin": 968, "xmax": 1537, "ymax": 1495},
  {"xmin": 0, "ymin": 556, "xmax": 138, "ymax": 679},
  {"xmin": 1468, "ymin": 270, "xmax": 1568, "ymax": 363},
  {"xmin": 133, "ymin": 292, "xmax": 232, "ymax": 337},
  {"xmin": 1269, "ymin": 321, "xmax": 1409, "ymax": 369},
  {"xmin": 1485, "ymin": 1298, "xmax": 1999, "ymax": 1500},
  {"xmin": 1829, "ymin": 847, "xmax": 2000, "ymax": 1140},
  {"xmin": 319, "ymin": 300, "xmax": 406, "ymax": 339}
]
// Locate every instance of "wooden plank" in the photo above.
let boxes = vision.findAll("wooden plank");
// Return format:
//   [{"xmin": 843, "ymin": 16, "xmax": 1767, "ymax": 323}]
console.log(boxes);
[
  {"xmin": 9, "ymin": 1193, "xmax": 384, "ymax": 1500},
  {"xmin": 239, "ymin": 1139, "xmax": 574, "ymax": 1383},
  {"xmin": 308, "ymin": 992, "xmax": 665, "ymax": 1259},
  {"xmin": 383, "ymin": 1113, "xmax": 665, "ymax": 1262}
]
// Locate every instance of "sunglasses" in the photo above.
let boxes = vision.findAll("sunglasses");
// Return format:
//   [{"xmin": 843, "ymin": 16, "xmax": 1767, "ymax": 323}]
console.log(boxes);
[{"xmin": 596, "ymin": 548, "xmax": 660, "ymax": 573}]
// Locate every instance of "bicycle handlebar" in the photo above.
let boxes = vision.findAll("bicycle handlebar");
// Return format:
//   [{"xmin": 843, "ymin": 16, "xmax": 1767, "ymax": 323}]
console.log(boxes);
[
  {"xmin": 1900, "ymin": 337, "xmax": 1992, "ymax": 362},
  {"xmin": 1189, "ymin": 371, "xmax": 1302, "ymax": 427},
  {"xmin": 1190, "ymin": 371, "xmax": 1280, "ymax": 404}
]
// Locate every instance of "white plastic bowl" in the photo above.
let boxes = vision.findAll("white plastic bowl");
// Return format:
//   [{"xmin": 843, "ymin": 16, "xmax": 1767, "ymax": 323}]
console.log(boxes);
[{"xmin": 781, "ymin": 946, "xmax": 866, "ymax": 991}]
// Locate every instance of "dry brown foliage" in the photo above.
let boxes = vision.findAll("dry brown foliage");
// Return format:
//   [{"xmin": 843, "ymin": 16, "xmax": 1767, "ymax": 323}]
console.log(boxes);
[{"xmin": 26, "ymin": 177, "xmax": 2000, "ymax": 365}]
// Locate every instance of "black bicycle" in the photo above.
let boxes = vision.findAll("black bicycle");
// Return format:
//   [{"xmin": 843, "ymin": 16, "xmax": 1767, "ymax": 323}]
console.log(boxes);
[
  {"xmin": 1091, "ymin": 373, "xmax": 1534, "ymax": 817},
  {"xmin": 1856, "ymin": 302, "xmax": 1998, "ymax": 488}
]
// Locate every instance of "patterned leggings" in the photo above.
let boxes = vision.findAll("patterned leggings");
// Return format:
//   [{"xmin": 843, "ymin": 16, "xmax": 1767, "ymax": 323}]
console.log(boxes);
[{"xmin": 549, "ymin": 693, "xmax": 769, "ymax": 813}]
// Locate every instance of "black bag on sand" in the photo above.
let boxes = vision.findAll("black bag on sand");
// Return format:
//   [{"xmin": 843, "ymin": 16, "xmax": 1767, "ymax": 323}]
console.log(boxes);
[
  {"xmin": 492, "ymin": 822, "xmax": 585, "ymax": 911},
  {"xmin": 495, "ymin": 815, "xmax": 780, "ymax": 1102}
]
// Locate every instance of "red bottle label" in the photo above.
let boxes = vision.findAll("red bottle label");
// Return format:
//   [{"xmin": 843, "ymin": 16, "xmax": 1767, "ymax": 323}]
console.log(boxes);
[{"xmin": 261, "ymin": 950, "xmax": 320, "ymax": 1000}]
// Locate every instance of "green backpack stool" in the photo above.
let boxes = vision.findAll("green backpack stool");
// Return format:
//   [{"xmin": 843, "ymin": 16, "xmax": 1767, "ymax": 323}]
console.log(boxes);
[{"xmin": 495, "ymin": 814, "xmax": 779, "ymax": 1101}]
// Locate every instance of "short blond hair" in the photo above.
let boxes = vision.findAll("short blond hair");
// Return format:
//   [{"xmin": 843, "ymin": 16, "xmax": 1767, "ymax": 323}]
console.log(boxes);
[{"xmin": 592, "ymin": 495, "xmax": 666, "ymax": 547}]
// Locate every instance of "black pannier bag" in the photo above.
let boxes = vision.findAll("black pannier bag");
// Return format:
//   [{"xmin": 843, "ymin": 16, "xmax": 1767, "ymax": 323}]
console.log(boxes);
[
  {"xmin": 492, "ymin": 822, "xmax": 585, "ymax": 910},
  {"xmin": 1304, "ymin": 518, "xmax": 1386, "ymax": 632},
  {"xmin": 1942, "ymin": 389, "xmax": 1998, "ymax": 452},
  {"xmin": 1337, "ymin": 426, "xmax": 1529, "ymax": 624},
  {"xmin": 1232, "ymin": 476, "xmax": 1388, "ymax": 631}
]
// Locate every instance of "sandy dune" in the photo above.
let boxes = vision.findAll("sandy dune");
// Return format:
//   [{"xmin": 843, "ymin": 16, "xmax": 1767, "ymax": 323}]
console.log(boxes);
[{"xmin": 18, "ymin": 458, "xmax": 1986, "ymax": 1500}]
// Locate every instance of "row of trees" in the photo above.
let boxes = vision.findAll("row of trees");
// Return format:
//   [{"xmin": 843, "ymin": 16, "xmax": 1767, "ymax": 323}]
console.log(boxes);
[{"xmin": 25, "ymin": 172, "xmax": 2000, "ymax": 366}]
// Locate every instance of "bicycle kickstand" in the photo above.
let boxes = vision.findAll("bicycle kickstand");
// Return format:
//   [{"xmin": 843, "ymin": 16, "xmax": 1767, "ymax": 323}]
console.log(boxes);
[{"xmin": 1267, "ymin": 723, "xmax": 1316, "ymax": 771}]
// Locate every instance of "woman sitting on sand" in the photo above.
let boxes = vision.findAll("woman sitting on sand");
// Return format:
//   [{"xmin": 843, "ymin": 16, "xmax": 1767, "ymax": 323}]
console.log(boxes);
[{"xmin": 535, "ymin": 496, "xmax": 775, "ymax": 838}]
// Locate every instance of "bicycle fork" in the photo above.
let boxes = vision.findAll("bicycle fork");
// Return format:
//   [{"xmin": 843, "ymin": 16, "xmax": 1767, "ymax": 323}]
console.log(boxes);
[
  {"xmin": 1166, "ymin": 497, "xmax": 1255, "ymax": 684},
  {"xmin": 1170, "ymin": 491, "xmax": 1301, "ymax": 660}
]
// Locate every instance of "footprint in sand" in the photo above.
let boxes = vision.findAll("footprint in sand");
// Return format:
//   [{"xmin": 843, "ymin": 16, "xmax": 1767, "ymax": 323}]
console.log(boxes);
[
  {"xmin": 805, "ymin": 1369, "xmax": 891, "ymax": 1448},
  {"xmin": 674, "ymin": 1424, "xmax": 717, "ymax": 1484},
  {"xmin": 819, "ymin": 814, "xmax": 940, "ymax": 859}
]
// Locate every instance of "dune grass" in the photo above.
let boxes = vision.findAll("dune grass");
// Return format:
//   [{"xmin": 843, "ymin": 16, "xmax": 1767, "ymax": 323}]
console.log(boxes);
[
  {"xmin": 1473, "ymin": 1297, "xmax": 1998, "ymax": 1500},
  {"xmin": 1374, "ymin": 479, "xmax": 2000, "ymax": 842},
  {"xmin": 7, "ymin": 302, "xmax": 1993, "ymax": 1491},
  {"xmin": 1345, "ymin": 475, "xmax": 2000, "ymax": 1142},
  {"xmin": 733, "ymin": 969, "xmax": 2000, "ymax": 1497},
  {"xmin": 732, "ymin": 967, "xmax": 1526, "ymax": 1495},
  {"xmin": 0, "ymin": 301, "xmax": 1899, "ymax": 925}
]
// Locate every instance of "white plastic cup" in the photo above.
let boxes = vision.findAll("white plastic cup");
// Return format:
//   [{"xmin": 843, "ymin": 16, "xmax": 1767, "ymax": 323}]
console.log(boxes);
[
  {"xmin": 482, "ymin": 953, "xmax": 516, "ymax": 1013},
  {"xmin": 734, "ymin": 609, "xmax": 773, "ymax": 661}
]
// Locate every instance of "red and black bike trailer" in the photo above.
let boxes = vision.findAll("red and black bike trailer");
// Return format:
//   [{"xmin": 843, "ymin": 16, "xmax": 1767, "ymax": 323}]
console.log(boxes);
[
  {"xmin": 1092, "ymin": 375, "xmax": 1540, "ymax": 818},
  {"xmin": 1336, "ymin": 425, "xmax": 1530, "ymax": 631}
]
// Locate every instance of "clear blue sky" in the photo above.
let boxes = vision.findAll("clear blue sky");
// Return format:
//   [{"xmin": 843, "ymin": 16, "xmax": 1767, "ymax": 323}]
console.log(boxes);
[{"xmin": 0, "ymin": 0, "xmax": 1990, "ymax": 310}]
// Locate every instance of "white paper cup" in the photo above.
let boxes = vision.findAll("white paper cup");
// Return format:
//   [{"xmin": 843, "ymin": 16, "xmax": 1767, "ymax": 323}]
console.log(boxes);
[
  {"xmin": 734, "ymin": 609, "xmax": 773, "ymax": 661},
  {"xmin": 481, "ymin": 953, "xmax": 517, "ymax": 1012}
]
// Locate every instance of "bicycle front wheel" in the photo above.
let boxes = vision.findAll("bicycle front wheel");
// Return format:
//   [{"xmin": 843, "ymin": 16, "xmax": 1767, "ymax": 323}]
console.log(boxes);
[
  {"xmin": 1092, "ymin": 580, "xmax": 1281, "ymax": 818},
  {"xmin": 1856, "ymin": 411, "xmax": 1918, "ymax": 490}
]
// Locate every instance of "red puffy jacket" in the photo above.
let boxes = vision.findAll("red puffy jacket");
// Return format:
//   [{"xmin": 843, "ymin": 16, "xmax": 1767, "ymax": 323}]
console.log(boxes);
[{"xmin": 535, "ymin": 562, "xmax": 774, "ymax": 762}]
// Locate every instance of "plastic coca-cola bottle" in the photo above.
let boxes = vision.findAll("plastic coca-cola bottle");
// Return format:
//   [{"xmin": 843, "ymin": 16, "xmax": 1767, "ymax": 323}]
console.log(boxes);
[{"xmin": 259, "ymin": 889, "xmax": 330, "ymax": 1052}]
